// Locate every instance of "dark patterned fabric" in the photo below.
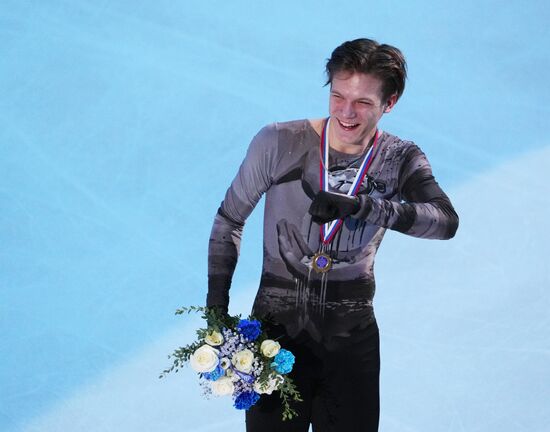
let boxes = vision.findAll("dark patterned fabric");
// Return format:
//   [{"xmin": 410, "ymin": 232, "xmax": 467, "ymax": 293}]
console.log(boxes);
[
  {"xmin": 245, "ymin": 320, "xmax": 381, "ymax": 432},
  {"xmin": 207, "ymin": 119, "xmax": 458, "ymax": 347}
]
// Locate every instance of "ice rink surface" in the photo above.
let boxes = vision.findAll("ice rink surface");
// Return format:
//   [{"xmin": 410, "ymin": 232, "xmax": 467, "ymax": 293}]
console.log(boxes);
[{"xmin": 1, "ymin": 1, "xmax": 549, "ymax": 431}]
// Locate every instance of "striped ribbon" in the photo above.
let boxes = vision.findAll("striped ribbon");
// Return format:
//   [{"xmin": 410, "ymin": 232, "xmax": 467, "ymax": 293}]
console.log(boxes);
[{"xmin": 319, "ymin": 117, "xmax": 380, "ymax": 244}]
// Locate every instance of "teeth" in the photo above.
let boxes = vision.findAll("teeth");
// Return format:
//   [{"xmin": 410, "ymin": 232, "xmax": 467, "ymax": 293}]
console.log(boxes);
[{"xmin": 339, "ymin": 120, "xmax": 358, "ymax": 127}]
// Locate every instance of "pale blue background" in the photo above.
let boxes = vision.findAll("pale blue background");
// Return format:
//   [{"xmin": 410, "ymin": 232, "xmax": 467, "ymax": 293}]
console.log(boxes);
[{"xmin": 1, "ymin": 1, "xmax": 549, "ymax": 431}]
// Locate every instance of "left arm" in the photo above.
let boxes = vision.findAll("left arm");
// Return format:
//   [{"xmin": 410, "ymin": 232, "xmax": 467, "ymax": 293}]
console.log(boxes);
[{"xmin": 352, "ymin": 144, "xmax": 459, "ymax": 239}]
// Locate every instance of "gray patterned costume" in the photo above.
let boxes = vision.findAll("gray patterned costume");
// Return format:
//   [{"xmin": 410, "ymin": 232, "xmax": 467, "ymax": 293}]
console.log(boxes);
[{"xmin": 207, "ymin": 119, "xmax": 458, "ymax": 349}]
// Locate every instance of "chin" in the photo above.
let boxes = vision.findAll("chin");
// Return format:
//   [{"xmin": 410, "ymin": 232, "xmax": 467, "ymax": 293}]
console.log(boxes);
[{"xmin": 336, "ymin": 129, "xmax": 367, "ymax": 145}]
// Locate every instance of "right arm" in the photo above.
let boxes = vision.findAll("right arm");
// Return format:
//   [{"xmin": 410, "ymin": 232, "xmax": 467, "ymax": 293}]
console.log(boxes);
[{"xmin": 206, "ymin": 124, "xmax": 278, "ymax": 312}]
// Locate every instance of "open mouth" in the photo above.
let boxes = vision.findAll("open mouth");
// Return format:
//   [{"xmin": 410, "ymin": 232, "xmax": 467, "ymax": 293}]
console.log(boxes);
[{"xmin": 337, "ymin": 118, "xmax": 360, "ymax": 131}]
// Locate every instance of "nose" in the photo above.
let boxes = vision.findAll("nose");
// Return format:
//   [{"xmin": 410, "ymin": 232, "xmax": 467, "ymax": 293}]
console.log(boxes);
[{"xmin": 340, "ymin": 101, "xmax": 355, "ymax": 118}]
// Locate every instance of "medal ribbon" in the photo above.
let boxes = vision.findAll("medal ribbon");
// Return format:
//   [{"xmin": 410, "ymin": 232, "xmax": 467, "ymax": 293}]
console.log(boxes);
[{"xmin": 319, "ymin": 117, "xmax": 380, "ymax": 244}]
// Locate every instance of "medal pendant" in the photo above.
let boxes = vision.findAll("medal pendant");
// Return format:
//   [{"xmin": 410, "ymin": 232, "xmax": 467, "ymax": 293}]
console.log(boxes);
[{"xmin": 312, "ymin": 252, "xmax": 332, "ymax": 273}]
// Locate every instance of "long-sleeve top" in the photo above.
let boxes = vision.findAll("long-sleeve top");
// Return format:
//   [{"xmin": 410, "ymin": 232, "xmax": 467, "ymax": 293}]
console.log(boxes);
[{"xmin": 207, "ymin": 119, "xmax": 458, "ymax": 348}]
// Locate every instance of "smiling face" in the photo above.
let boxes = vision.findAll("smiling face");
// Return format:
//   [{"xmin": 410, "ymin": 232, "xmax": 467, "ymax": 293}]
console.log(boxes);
[{"xmin": 329, "ymin": 71, "xmax": 397, "ymax": 153}]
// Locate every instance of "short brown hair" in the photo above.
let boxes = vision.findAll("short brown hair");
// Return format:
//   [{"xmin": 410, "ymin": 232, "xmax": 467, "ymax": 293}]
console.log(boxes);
[{"xmin": 325, "ymin": 38, "xmax": 407, "ymax": 102}]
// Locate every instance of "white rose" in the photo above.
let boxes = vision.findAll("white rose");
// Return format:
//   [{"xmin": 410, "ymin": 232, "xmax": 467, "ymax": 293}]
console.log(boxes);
[
  {"xmin": 232, "ymin": 349, "xmax": 255, "ymax": 373},
  {"xmin": 205, "ymin": 330, "xmax": 224, "ymax": 346},
  {"xmin": 211, "ymin": 376, "xmax": 234, "ymax": 396},
  {"xmin": 190, "ymin": 345, "xmax": 219, "ymax": 373},
  {"xmin": 220, "ymin": 357, "xmax": 231, "ymax": 369},
  {"xmin": 260, "ymin": 339, "xmax": 281, "ymax": 358},
  {"xmin": 225, "ymin": 368, "xmax": 240, "ymax": 381},
  {"xmin": 253, "ymin": 374, "xmax": 284, "ymax": 395}
]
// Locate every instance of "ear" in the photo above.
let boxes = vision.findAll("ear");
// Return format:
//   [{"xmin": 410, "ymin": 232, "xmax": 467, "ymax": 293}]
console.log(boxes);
[{"xmin": 383, "ymin": 94, "xmax": 398, "ymax": 113}]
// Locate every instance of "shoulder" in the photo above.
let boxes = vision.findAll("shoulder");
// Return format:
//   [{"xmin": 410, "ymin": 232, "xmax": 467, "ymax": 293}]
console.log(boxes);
[
  {"xmin": 379, "ymin": 132, "xmax": 434, "ymax": 183},
  {"xmin": 259, "ymin": 118, "xmax": 322, "ymax": 135},
  {"xmin": 274, "ymin": 118, "xmax": 317, "ymax": 136},
  {"xmin": 379, "ymin": 131, "xmax": 424, "ymax": 160},
  {"xmin": 380, "ymin": 130, "xmax": 416, "ymax": 151},
  {"xmin": 252, "ymin": 118, "xmax": 317, "ymax": 149},
  {"xmin": 253, "ymin": 118, "xmax": 307, "ymax": 137}
]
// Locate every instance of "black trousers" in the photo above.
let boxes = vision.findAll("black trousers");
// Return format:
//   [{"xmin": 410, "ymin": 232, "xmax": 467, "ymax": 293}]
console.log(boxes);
[{"xmin": 246, "ymin": 320, "xmax": 380, "ymax": 432}]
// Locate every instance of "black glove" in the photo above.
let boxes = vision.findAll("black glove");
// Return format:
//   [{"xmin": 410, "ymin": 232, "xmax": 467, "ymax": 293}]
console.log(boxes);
[{"xmin": 308, "ymin": 190, "xmax": 361, "ymax": 224}]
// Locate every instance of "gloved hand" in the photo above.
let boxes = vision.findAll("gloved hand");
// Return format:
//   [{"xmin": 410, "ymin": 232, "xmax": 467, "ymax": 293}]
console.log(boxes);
[{"xmin": 308, "ymin": 190, "xmax": 361, "ymax": 224}]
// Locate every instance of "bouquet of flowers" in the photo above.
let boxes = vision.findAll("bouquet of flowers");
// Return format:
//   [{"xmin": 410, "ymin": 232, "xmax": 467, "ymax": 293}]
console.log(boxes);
[{"xmin": 160, "ymin": 306, "xmax": 302, "ymax": 420}]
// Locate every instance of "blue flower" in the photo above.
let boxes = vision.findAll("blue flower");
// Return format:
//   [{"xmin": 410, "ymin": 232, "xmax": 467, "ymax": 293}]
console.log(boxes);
[
  {"xmin": 271, "ymin": 349, "xmax": 295, "ymax": 374},
  {"xmin": 234, "ymin": 391, "xmax": 260, "ymax": 410},
  {"xmin": 201, "ymin": 364, "xmax": 224, "ymax": 381},
  {"xmin": 237, "ymin": 319, "xmax": 262, "ymax": 341}
]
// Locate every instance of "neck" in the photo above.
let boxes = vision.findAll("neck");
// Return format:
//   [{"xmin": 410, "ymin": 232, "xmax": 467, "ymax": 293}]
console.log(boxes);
[{"xmin": 328, "ymin": 120, "xmax": 377, "ymax": 155}]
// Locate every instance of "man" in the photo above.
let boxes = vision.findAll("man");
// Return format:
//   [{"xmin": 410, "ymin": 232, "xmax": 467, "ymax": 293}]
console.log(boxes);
[{"xmin": 207, "ymin": 38, "xmax": 458, "ymax": 431}]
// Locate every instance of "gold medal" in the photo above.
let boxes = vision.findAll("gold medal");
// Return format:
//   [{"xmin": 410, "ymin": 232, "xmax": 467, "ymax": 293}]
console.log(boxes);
[{"xmin": 312, "ymin": 252, "xmax": 332, "ymax": 273}]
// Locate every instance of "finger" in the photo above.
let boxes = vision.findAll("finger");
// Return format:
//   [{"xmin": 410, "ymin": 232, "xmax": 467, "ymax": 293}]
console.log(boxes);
[
  {"xmin": 288, "ymin": 223, "xmax": 313, "ymax": 256},
  {"xmin": 276, "ymin": 219, "xmax": 294, "ymax": 252},
  {"xmin": 276, "ymin": 222, "xmax": 310, "ymax": 278}
]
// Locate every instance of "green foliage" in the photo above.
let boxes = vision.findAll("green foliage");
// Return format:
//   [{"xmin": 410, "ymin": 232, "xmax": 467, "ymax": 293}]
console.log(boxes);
[
  {"xmin": 158, "ymin": 340, "xmax": 203, "ymax": 378},
  {"xmin": 278, "ymin": 376, "xmax": 303, "ymax": 421},
  {"xmin": 175, "ymin": 305, "xmax": 241, "ymax": 331},
  {"xmin": 160, "ymin": 305, "xmax": 235, "ymax": 379},
  {"xmin": 256, "ymin": 361, "xmax": 274, "ymax": 384}
]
